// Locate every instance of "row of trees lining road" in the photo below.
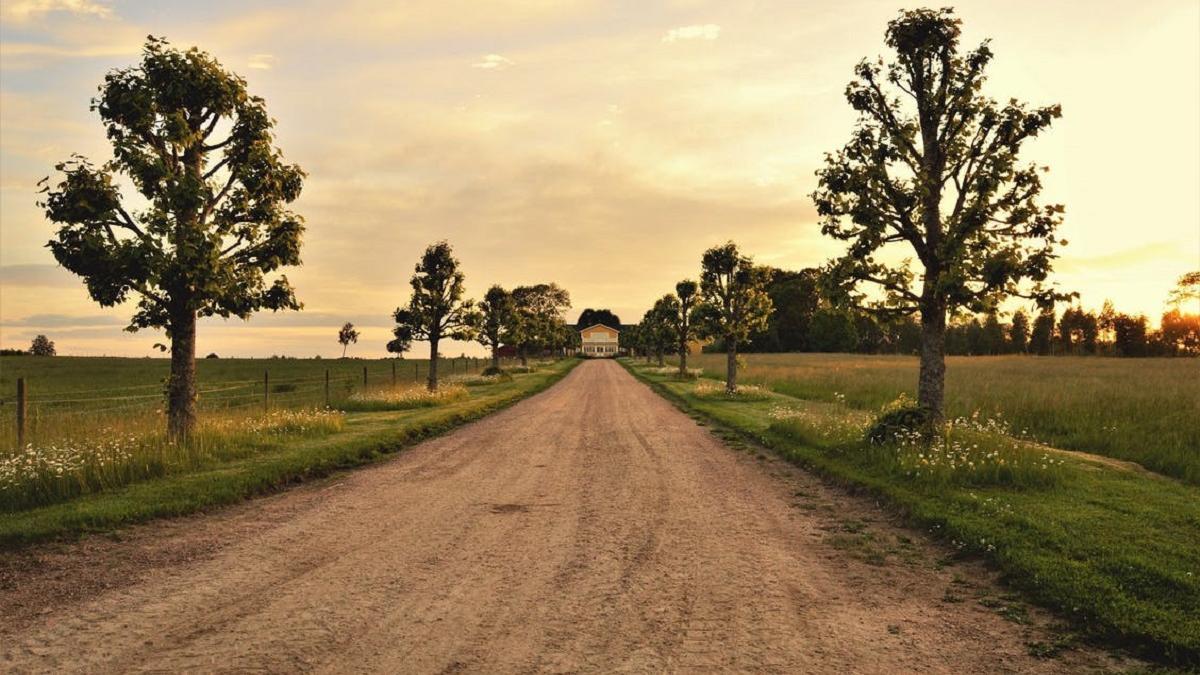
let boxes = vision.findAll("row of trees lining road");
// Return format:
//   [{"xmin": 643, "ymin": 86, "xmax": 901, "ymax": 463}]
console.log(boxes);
[
  {"xmin": 633, "ymin": 242, "xmax": 773, "ymax": 393},
  {"xmin": 35, "ymin": 12, "xmax": 1194, "ymax": 437},
  {"xmin": 392, "ymin": 241, "xmax": 574, "ymax": 391},
  {"xmin": 34, "ymin": 39, "xmax": 577, "ymax": 435}
]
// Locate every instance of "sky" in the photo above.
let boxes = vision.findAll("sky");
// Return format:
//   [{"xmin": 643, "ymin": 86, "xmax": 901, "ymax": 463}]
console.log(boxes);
[{"xmin": 1, "ymin": 0, "xmax": 1197, "ymax": 358}]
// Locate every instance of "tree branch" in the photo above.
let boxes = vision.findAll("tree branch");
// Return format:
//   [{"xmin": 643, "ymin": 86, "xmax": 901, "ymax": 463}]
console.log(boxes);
[{"xmin": 203, "ymin": 156, "xmax": 230, "ymax": 181}]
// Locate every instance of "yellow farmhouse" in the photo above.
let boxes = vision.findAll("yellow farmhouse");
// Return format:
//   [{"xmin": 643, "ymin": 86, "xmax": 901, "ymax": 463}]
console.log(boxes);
[{"xmin": 578, "ymin": 323, "xmax": 620, "ymax": 357}]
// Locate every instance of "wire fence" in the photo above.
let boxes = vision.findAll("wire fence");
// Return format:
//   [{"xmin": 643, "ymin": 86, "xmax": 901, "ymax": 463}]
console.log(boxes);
[{"xmin": 0, "ymin": 356, "xmax": 514, "ymax": 450}]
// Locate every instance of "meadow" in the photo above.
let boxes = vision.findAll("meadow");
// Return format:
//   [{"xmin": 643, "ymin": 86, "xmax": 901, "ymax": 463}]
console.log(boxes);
[
  {"xmin": 687, "ymin": 352, "xmax": 1200, "ymax": 484},
  {"xmin": 0, "ymin": 355, "xmax": 490, "ymax": 431},
  {"xmin": 626, "ymin": 357, "xmax": 1200, "ymax": 665},
  {"xmin": 0, "ymin": 355, "xmax": 572, "ymax": 540}
]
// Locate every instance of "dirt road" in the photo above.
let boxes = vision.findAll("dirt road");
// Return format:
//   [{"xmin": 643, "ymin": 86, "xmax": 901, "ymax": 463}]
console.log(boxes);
[{"xmin": 1, "ymin": 360, "xmax": 1120, "ymax": 673}]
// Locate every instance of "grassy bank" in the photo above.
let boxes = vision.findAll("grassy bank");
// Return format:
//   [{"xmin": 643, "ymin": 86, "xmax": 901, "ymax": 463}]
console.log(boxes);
[
  {"xmin": 624, "ymin": 359, "xmax": 1200, "ymax": 666},
  {"xmin": 687, "ymin": 352, "xmax": 1200, "ymax": 484},
  {"xmin": 0, "ymin": 360, "xmax": 576, "ymax": 548}
]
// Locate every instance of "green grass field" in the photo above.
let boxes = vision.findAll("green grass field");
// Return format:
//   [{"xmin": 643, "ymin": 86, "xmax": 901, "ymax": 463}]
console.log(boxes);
[
  {"xmin": 625, "ymin": 358, "xmax": 1200, "ymax": 666},
  {"xmin": 686, "ymin": 352, "xmax": 1200, "ymax": 484},
  {"xmin": 0, "ymin": 355, "xmax": 493, "ymax": 442},
  {"xmin": 0, "ymin": 357, "xmax": 574, "ymax": 544}
]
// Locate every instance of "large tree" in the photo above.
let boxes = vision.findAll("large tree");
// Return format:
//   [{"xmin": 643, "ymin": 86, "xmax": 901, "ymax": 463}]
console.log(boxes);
[
  {"xmin": 812, "ymin": 8, "xmax": 1067, "ymax": 424},
  {"xmin": 642, "ymin": 295, "xmax": 681, "ymax": 366},
  {"xmin": 693, "ymin": 242, "xmax": 773, "ymax": 393},
  {"xmin": 747, "ymin": 268, "xmax": 822, "ymax": 353},
  {"xmin": 575, "ymin": 308, "xmax": 622, "ymax": 330},
  {"xmin": 509, "ymin": 283, "xmax": 571, "ymax": 364},
  {"xmin": 392, "ymin": 242, "xmax": 480, "ymax": 391},
  {"xmin": 29, "ymin": 335, "xmax": 57, "ymax": 357},
  {"xmin": 1029, "ymin": 310, "xmax": 1056, "ymax": 356},
  {"xmin": 477, "ymin": 285, "xmax": 514, "ymax": 369},
  {"xmin": 1009, "ymin": 309, "xmax": 1030, "ymax": 353},
  {"xmin": 672, "ymin": 280, "xmax": 698, "ymax": 376},
  {"xmin": 40, "ymin": 38, "xmax": 305, "ymax": 439}
]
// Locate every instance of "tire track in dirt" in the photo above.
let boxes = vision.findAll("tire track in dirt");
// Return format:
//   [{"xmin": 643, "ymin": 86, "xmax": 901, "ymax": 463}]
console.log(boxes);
[{"xmin": 0, "ymin": 360, "xmax": 1132, "ymax": 673}]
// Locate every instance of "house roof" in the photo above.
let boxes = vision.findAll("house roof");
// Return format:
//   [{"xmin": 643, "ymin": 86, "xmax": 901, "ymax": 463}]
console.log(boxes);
[{"xmin": 578, "ymin": 322, "xmax": 619, "ymax": 335}]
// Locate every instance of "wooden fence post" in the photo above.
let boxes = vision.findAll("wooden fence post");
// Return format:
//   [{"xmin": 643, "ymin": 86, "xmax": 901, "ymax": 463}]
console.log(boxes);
[
  {"xmin": 16, "ymin": 378, "xmax": 27, "ymax": 449},
  {"xmin": 264, "ymin": 370, "xmax": 270, "ymax": 412},
  {"xmin": 324, "ymin": 369, "xmax": 330, "ymax": 408},
  {"xmin": 392, "ymin": 360, "xmax": 397, "ymax": 387},
  {"xmin": 414, "ymin": 362, "xmax": 419, "ymax": 380},
  {"xmin": 363, "ymin": 366, "xmax": 368, "ymax": 388}
]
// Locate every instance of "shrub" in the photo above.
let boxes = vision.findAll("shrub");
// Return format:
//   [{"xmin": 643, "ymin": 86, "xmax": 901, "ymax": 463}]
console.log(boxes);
[
  {"xmin": 865, "ymin": 393, "xmax": 930, "ymax": 445},
  {"xmin": 481, "ymin": 365, "xmax": 504, "ymax": 376}
]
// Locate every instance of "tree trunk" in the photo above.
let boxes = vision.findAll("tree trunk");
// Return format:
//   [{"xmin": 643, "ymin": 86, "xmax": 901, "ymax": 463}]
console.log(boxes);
[
  {"xmin": 490, "ymin": 345, "xmax": 500, "ymax": 370},
  {"xmin": 678, "ymin": 336, "xmax": 688, "ymax": 377},
  {"xmin": 428, "ymin": 337, "xmax": 439, "ymax": 391},
  {"xmin": 518, "ymin": 346, "xmax": 527, "ymax": 367},
  {"xmin": 341, "ymin": 342, "xmax": 347, "ymax": 358},
  {"xmin": 167, "ymin": 310, "xmax": 198, "ymax": 441},
  {"xmin": 725, "ymin": 340, "xmax": 737, "ymax": 393},
  {"xmin": 656, "ymin": 349, "xmax": 664, "ymax": 366},
  {"xmin": 917, "ymin": 299, "xmax": 947, "ymax": 427}
]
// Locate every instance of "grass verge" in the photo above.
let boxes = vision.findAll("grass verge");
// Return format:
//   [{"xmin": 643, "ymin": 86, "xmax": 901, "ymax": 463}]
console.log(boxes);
[
  {"xmin": 0, "ymin": 360, "xmax": 577, "ymax": 549},
  {"xmin": 622, "ymin": 359, "xmax": 1200, "ymax": 667}
]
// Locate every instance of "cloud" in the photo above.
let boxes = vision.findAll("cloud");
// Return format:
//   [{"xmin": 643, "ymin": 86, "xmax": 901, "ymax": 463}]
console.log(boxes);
[
  {"xmin": 1056, "ymin": 242, "xmax": 1182, "ymax": 273},
  {"xmin": 471, "ymin": 54, "xmax": 514, "ymax": 70},
  {"xmin": 2, "ymin": 0, "xmax": 112, "ymax": 21},
  {"xmin": 247, "ymin": 53, "xmax": 276, "ymax": 70},
  {"xmin": 0, "ymin": 264, "xmax": 80, "ymax": 288},
  {"xmin": 0, "ymin": 313, "xmax": 126, "ymax": 327},
  {"xmin": 662, "ymin": 24, "xmax": 720, "ymax": 43},
  {"xmin": 0, "ymin": 40, "xmax": 138, "ymax": 61}
]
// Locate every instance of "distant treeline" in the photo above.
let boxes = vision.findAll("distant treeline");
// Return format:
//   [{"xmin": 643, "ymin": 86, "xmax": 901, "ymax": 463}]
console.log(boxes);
[{"xmin": 703, "ymin": 268, "xmax": 1199, "ymax": 357}]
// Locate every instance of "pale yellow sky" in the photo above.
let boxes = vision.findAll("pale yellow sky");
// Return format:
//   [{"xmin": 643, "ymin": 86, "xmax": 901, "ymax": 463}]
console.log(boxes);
[{"xmin": 1, "ymin": 0, "xmax": 1197, "ymax": 357}]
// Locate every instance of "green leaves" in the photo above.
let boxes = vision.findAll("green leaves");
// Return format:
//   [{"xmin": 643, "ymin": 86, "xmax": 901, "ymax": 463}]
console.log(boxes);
[
  {"xmin": 639, "ymin": 294, "xmax": 681, "ymax": 357},
  {"xmin": 694, "ymin": 242, "xmax": 773, "ymax": 345},
  {"xmin": 509, "ymin": 283, "xmax": 572, "ymax": 353},
  {"xmin": 813, "ymin": 7, "xmax": 1069, "ymax": 318},
  {"xmin": 476, "ymin": 285, "xmax": 514, "ymax": 351},
  {"xmin": 41, "ymin": 37, "xmax": 306, "ymax": 331},
  {"xmin": 393, "ymin": 241, "xmax": 481, "ymax": 346}
]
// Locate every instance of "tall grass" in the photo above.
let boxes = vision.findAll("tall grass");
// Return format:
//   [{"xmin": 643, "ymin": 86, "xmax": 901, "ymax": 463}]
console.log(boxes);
[
  {"xmin": 0, "ymin": 407, "xmax": 344, "ymax": 510},
  {"xmin": 0, "ymin": 355, "xmax": 498, "ymax": 449},
  {"xmin": 0, "ymin": 355, "xmax": 529, "ymax": 512},
  {"xmin": 688, "ymin": 353, "xmax": 1200, "ymax": 483},
  {"xmin": 340, "ymin": 384, "xmax": 469, "ymax": 412}
]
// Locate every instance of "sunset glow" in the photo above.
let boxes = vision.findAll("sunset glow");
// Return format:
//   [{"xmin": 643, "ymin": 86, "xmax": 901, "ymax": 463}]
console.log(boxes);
[{"xmin": 2, "ymin": 0, "xmax": 1197, "ymax": 356}]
